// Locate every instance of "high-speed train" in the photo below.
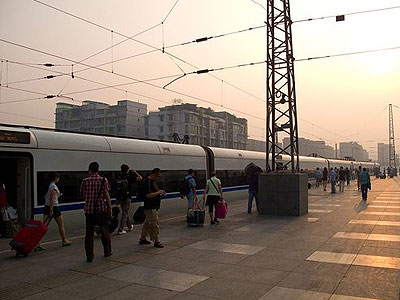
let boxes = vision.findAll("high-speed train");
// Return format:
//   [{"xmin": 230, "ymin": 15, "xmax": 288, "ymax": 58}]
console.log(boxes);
[{"xmin": 0, "ymin": 124, "xmax": 379, "ymax": 221}]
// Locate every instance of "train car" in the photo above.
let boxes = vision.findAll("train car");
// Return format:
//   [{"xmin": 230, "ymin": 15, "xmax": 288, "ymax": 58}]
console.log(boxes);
[
  {"xmin": 0, "ymin": 125, "xmax": 208, "ymax": 221},
  {"xmin": 207, "ymin": 147, "xmax": 265, "ymax": 190}
]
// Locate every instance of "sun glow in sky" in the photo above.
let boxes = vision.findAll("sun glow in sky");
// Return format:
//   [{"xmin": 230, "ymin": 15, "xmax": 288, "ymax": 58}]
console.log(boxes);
[{"xmin": 0, "ymin": 0, "xmax": 399, "ymax": 160}]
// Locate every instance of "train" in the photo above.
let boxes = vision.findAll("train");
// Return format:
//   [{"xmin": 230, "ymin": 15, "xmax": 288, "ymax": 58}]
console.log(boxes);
[{"xmin": 0, "ymin": 124, "xmax": 379, "ymax": 221}]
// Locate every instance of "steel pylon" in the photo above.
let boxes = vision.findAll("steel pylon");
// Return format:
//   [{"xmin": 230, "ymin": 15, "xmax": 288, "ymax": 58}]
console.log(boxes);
[
  {"xmin": 389, "ymin": 104, "xmax": 396, "ymax": 169},
  {"xmin": 266, "ymin": 0, "xmax": 299, "ymax": 172}
]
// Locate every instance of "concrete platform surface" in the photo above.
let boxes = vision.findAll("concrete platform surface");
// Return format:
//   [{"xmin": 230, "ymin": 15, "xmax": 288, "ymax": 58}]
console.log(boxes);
[{"xmin": 0, "ymin": 179, "xmax": 400, "ymax": 299}]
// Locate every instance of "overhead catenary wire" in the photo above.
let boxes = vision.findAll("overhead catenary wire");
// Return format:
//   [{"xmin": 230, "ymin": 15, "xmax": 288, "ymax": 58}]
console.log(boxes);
[
  {"xmin": 30, "ymin": 0, "xmax": 265, "ymax": 103},
  {"xmin": 1, "ymin": 57, "xmax": 178, "ymax": 105},
  {"xmin": 0, "ymin": 38, "xmax": 266, "ymax": 123},
  {"xmin": 2, "ymin": 74, "xmax": 63, "ymax": 86},
  {"xmin": 76, "ymin": 0, "xmax": 180, "ymax": 66},
  {"xmin": 0, "ymin": 110, "xmax": 54, "ymax": 123},
  {"xmin": 249, "ymin": 0, "xmax": 267, "ymax": 11},
  {"xmin": 292, "ymin": 5, "xmax": 400, "ymax": 24}
]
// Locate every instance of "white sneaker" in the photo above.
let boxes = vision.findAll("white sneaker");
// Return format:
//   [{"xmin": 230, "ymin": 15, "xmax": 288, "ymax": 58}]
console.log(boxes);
[
  {"xmin": 118, "ymin": 230, "xmax": 127, "ymax": 235},
  {"xmin": 127, "ymin": 225, "xmax": 134, "ymax": 232}
]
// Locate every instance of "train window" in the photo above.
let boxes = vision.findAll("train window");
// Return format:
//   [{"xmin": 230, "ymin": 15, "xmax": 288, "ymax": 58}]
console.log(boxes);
[{"xmin": 37, "ymin": 169, "xmax": 207, "ymax": 205}]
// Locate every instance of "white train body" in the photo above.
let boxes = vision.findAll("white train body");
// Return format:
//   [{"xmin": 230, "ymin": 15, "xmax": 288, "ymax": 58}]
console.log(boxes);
[{"xmin": 0, "ymin": 125, "xmax": 379, "ymax": 220}]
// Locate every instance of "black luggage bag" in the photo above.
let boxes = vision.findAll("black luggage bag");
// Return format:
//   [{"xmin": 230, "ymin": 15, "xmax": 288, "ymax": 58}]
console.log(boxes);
[{"xmin": 187, "ymin": 198, "xmax": 205, "ymax": 227}]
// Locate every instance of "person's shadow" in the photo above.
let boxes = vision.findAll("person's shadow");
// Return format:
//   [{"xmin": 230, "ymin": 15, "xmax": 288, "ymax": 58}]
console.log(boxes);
[{"xmin": 354, "ymin": 200, "xmax": 368, "ymax": 213}]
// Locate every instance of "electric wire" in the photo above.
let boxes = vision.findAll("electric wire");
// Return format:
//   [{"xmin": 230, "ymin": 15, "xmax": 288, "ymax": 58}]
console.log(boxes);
[
  {"xmin": 30, "ymin": 0, "xmax": 265, "ymax": 103},
  {"xmin": 0, "ymin": 110, "xmax": 53, "ymax": 122},
  {"xmin": 162, "ymin": 0, "xmax": 181, "ymax": 23},
  {"xmin": 249, "ymin": 0, "xmax": 267, "ymax": 11},
  {"xmin": 292, "ymin": 5, "xmax": 400, "ymax": 24},
  {"xmin": 0, "ymin": 39, "xmax": 266, "ymax": 123},
  {"xmin": 3, "ymin": 74, "xmax": 63, "ymax": 86},
  {"xmin": 76, "ymin": 23, "xmax": 162, "ymax": 65}
]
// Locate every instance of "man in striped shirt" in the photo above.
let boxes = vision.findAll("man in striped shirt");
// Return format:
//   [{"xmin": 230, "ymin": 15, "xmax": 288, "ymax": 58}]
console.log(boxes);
[{"xmin": 81, "ymin": 162, "xmax": 112, "ymax": 262}]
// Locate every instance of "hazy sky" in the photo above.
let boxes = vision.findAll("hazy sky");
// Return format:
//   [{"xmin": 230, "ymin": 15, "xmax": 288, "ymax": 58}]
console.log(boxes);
[{"xmin": 1, "ymin": 0, "xmax": 400, "ymax": 159}]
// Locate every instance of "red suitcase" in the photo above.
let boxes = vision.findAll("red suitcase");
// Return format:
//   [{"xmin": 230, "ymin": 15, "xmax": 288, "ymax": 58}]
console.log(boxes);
[{"xmin": 9, "ymin": 219, "xmax": 50, "ymax": 257}]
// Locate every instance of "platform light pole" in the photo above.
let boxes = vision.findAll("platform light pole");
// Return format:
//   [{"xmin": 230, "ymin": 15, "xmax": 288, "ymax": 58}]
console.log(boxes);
[
  {"xmin": 266, "ymin": 0, "xmax": 299, "ymax": 172},
  {"xmin": 389, "ymin": 104, "xmax": 397, "ymax": 176}
]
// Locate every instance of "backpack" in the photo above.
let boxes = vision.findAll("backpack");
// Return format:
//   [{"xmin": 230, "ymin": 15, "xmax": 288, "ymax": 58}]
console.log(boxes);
[
  {"xmin": 115, "ymin": 175, "xmax": 129, "ymax": 202},
  {"xmin": 136, "ymin": 179, "xmax": 147, "ymax": 202},
  {"xmin": 179, "ymin": 177, "xmax": 191, "ymax": 196}
]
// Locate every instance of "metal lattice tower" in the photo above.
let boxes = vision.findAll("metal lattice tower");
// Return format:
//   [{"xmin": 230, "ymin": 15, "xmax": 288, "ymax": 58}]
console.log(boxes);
[
  {"xmin": 266, "ymin": 0, "xmax": 299, "ymax": 172},
  {"xmin": 389, "ymin": 104, "xmax": 396, "ymax": 168}
]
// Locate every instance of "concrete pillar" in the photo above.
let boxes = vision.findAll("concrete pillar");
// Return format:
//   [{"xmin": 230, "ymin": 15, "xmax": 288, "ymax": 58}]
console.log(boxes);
[{"xmin": 258, "ymin": 173, "xmax": 308, "ymax": 216}]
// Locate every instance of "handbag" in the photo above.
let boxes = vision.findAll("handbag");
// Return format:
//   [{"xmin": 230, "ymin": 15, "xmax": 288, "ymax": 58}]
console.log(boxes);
[
  {"xmin": 215, "ymin": 200, "xmax": 228, "ymax": 219},
  {"xmin": 94, "ymin": 178, "xmax": 111, "ymax": 225}
]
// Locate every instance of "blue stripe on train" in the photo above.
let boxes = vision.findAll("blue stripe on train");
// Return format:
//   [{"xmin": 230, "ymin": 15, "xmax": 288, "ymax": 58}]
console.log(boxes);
[{"xmin": 33, "ymin": 185, "xmax": 249, "ymax": 215}]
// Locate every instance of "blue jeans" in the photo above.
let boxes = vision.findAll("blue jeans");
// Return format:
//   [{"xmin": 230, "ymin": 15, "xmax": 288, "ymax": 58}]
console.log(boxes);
[
  {"xmin": 361, "ymin": 184, "xmax": 368, "ymax": 200},
  {"xmin": 248, "ymin": 190, "xmax": 258, "ymax": 213},
  {"xmin": 331, "ymin": 181, "xmax": 336, "ymax": 193},
  {"xmin": 186, "ymin": 194, "xmax": 195, "ymax": 208}
]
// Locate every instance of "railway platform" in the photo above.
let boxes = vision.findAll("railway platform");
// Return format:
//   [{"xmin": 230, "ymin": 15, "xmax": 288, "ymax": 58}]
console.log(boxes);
[{"xmin": 0, "ymin": 178, "xmax": 400, "ymax": 300}]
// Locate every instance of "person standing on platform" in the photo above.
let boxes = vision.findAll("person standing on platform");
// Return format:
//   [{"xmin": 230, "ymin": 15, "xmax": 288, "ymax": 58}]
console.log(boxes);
[
  {"xmin": 345, "ymin": 167, "xmax": 351, "ymax": 185},
  {"xmin": 339, "ymin": 167, "xmax": 346, "ymax": 192},
  {"xmin": 360, "ymin": 168, "xmax": 371, "ymax": 201},
  {"xmin": 115, "ymin": 164, "xmax": 142, "ymax": 235},
  {"xmin": 139, "ymin": 168, "xmax": 166, "ymax": 248},
  {"xmin": 184, "ymin": 169, "xmax": 197, "ymax": 211},
  {"xmin": 322, "ymin": 167, "xmax": 328, "ymax": 191},
  {"xmin": 356, "ymin": 166, "xmax": 362, "ymax": 191},
  {"xmin": 245, "ymin": 163, "xmax": 263, "ymax": 213},
  {"xmin": 330, "ymin": 168, "xmax": 336, "ymax": 194},
  {"xmin": 81, "ymin": 162, "xmax": 112, "ymax": 262},
  {"xmin": 314, "ymin": 168, "xmax": 321, "ymax": 188},
  {"xmin": 202, "ymin": 171, "xmax": 223, "ymax": 225}
]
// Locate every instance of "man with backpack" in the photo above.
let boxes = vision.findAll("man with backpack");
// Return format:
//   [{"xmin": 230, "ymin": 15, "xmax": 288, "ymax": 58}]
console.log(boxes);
[
  {"xmin": 180, "ymin": 169, "xmax": 197, "ymax": 211},
  {"xmin": 115, "ymin": 164, "xmax": 142, "ymax": 235}
]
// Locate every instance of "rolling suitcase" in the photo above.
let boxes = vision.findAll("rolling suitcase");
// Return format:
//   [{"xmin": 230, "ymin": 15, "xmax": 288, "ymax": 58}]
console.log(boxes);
[
  {"xmin": 9, "ymin": 218, "xmax": 51, "ymax": 257},
  {"xmin": 187, "ymin": 199, "xmax": 205, "ymax": 227}
]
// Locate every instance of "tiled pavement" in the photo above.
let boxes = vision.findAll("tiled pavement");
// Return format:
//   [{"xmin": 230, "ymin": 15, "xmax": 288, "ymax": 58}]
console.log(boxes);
[{"xmin": 0, "ymin": 178, "xmax": 400, "ymax": 299}]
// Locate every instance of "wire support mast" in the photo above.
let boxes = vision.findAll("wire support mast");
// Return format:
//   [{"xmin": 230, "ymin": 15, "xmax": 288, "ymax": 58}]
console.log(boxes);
[
  {"xmin": 389, "ymin": 103, "xmax": 396, "ymax": 171},
  {"xmin": 266, "ymin": 0, "xmax": 299, "ymax": 172}
]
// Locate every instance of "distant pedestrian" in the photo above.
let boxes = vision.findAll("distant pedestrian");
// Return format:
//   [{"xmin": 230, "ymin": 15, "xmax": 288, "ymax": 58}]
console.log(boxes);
[
  {"xmin": 202, "ymin": 171, "xmax": 223, "ymax": 225},
  {"xmin": 345, "ymin": 167, "xmax": 351, "ymax": 185},
  {"xmin": 360, "ymin": 168, "xmax": 371, "ymax": 201},
  {"xmin": 322, "ymin": 167, "xmax": 328, "ymax": 191},
  {"xmin": 184, "ymin": 169, "xmax": 197, "ymax": 210},
  {"xmin": 0, "ymin": 179, "xmax": 8, "ymax": 238},
  {"xmin": 245, "ymin": 163, "xmax": 263, "ymax": 213},
  {"xmin": 330, "ymin": 168, "xmax": 336, "ymax": 194},
  {"xmin": 81, "ymin": 162, "xmax": 112, "ymax": 262},
  {"xmin": 339, "ymin": 167, "xmax": 346, "ymax": 192},
  {"xmin": 139, "ymin": 168, "xmax": 166, "ymax": 248},
  {"xmin": 314, "ymin": 168, "xmax": 321, "ymax": 188},
  {"xmin": 115, "ymin": 164, "xmax": 142, "ymax": 235},
  {"xmin": 356, "ymin": 166, "xmax": 362, "ymax": 191}
]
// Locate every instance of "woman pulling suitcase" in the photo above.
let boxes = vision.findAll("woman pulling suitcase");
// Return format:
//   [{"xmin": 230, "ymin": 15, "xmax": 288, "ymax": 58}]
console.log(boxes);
[
  {"xmin": 202, "ymin": 171, "xmax": 224, "ymax": 225},
  {"xmin": 35, "ymin": 172, "xmax": 71, "ymax": 251}
]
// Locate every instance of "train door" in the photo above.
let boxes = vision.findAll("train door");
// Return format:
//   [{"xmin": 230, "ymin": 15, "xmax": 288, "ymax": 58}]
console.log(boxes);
[{"xmin": 0, "ymin": 153, "xmax": 33, "ymax": 223}]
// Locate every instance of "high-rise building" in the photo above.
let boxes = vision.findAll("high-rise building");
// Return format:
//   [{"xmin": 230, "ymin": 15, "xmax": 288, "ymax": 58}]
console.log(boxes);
[
  {"xmin": 145, "ymin": 103, "xmax": 247, "ymax": 149},
  {"xmin": 339, "ymin": 141, "xmax": 369, "ymax": 161},
  {"xmin": 55, "ymin": 100, "xmax": 147, "ymax": 138},
  {"xmin": 378, "ymin": 143, "xmax": 389, "ymax": 167},
  {"xmin": 283, "ymin": 137, "xmax": 335, "ymax": 158}
]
